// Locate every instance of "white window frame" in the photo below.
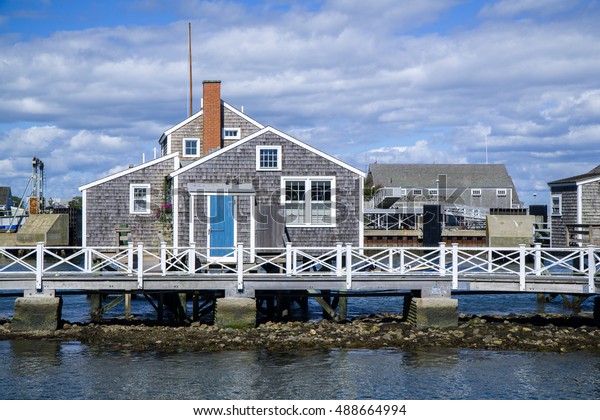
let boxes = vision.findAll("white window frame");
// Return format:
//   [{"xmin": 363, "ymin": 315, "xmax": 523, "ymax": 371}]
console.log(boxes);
[
  {"xmin": 412, "ymin": 188, "xmax": 423, "ymax": 196},
  {"xmin": 223, "ymin": 128, "xmax": 241, "ymax": 140},
  {"xmin": 183, "ymin": 138, "xmax": 200, "ymax": 157},
  {"xmin": 471, "ymin": 189, "xmax": 482, "ymax": 197},
  {"xmin": 496, "ymin": 189, "xmax": 507, "ymax": 197},
  {"xmin": 281, "ymin": 176, "xmax": 336, "ymax": 227},
  {"xmin": 551, "ymin": 194, "xmax": 562, "ymax": 216},
  {"xmin": 130, "ymin": 183, "xmax": 151, "ymax": 215},
  {"xmin": 428, "ymin": 188, "xmax": 438, "ymax": 196},
  {"xmin": 256, "ymin": 145, "xmax": 282, "ymax": 171}
]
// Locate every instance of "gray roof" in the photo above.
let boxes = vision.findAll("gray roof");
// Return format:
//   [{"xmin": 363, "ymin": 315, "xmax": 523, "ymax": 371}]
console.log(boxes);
[
  {"xmin": 368, "ymin": 163, "xmax": 520, "ymax": 202},
  {"xmin": 548, "ymin": 164, "xmax": 600, "ymax": 185}
]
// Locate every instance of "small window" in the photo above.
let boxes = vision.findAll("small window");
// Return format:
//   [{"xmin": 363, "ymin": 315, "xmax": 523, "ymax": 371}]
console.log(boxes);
[
  {"xmin": 130, "ymin": 184, "xmax": 151, "ymax": 214},
  {"xmin": 551, "ymin": 194, "xmax": 562, "ymax": 216},
  {"xmin": 471, "ymin": 189, "xmax": 482, "ymax": 197},
  {"xmin": 429, "ymin": 188, "xmax": 438, "ymax": 196},
  {"xmin": 183, "ymin": 138, "xmax": 199, "ymax": 157},
  {"xmin": 223, "ymin": 128, "xmax": 241, "ymax": 140},
  {"xmin": 496, "ymin": 189, "xmax": 507, "ymax": 197},
  {"xmin": 256, "ymin": 146, "xmax": 282, "ymax": 171},
  {"xmin": 412, "ymin": 188, "xmax": 423, "ymax": 196}
]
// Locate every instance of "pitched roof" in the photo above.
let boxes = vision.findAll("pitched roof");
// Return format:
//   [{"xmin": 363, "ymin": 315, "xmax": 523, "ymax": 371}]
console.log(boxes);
[
  {"xmin": 369, "ymin": 163, "xmax": 520, "ymax": 204},
  {"xmin": 369, "ymin": 164, "xmax": 515, "ymax": 187},
  {"xmin": 170, "ymin": 126, "xmax": 365, "ymax": 178},
  {"xmin": 79, "ymin": 152, "xmax": 179, "ymax": 191},
  {"xmin": 548, "ymin": 164, "xmax": 600, "ymax": 185}
]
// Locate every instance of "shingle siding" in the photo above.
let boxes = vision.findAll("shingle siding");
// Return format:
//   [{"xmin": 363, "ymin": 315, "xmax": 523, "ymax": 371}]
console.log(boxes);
[
  {"xmin": 175, "ymin": 131, "xmax": 362, "ymax": 250},
  {"xmin": 581, "ymin": 181, "xmax": 600, "ymax": 224},
  {"xmin": 550, "ymin": 185, "xmax": 577, "ymax": 247},
  {"xmin": 84, "ymin": 157, "xmax": 176, "ymax": 247},
  {"xmin": 169, "ymin": 107, "xmax": 262, "ymax": 161}
]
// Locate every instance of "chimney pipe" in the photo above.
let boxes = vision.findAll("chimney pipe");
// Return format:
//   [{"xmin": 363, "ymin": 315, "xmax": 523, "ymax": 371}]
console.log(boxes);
[{"xmin": 202, "ymin": 80, "xmax": 222, "ymax": 155}]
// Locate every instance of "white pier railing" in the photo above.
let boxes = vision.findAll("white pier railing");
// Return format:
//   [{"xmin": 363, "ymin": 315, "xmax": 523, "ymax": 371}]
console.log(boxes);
[{"xmin": 0, "ymin": 242, "xmax": 597, "ymax": 294}]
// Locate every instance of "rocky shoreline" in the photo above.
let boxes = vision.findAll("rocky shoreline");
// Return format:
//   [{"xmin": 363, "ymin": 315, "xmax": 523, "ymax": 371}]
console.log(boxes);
[{"xmin": 1, "ymin": 313, "xmax": 599, "ymax": 353}]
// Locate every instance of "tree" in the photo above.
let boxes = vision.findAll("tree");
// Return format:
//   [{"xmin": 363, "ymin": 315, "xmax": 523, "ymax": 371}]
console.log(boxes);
[{"xmin": 68, "ymin": 196, "xmax": 82, "ymax": 209}]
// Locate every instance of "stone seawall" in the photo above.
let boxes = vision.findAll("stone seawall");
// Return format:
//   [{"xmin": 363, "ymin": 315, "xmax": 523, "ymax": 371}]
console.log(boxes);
[{"xmin": 1, "ymin": 313, "xmax": 599, "ymax": 353}]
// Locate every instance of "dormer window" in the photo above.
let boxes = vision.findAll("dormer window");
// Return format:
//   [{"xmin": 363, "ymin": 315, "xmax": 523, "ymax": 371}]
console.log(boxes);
[
  {"xmin": 223, "ymin": 128, "xmax": 241, "ymax": 140},
  {"xmin": 183, "ymin": 138, "xmax": 199, "ymax": 157},
  {"xmin": 256, "ymin": 146, "xmax": 282, "ymax": 171}
]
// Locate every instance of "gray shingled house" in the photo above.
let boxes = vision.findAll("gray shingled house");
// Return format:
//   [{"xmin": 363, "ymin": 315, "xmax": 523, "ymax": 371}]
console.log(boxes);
[
  {"xmin": 548, "ymin": 165, "xmax": 600, "ymax": 247},
  {"xmin": 368, "ymin": 163, "xmax": 521, "ymax": 210},
  {"xmin": 79, "ymin": 81, "xmax": 365, "ymax": 257}
]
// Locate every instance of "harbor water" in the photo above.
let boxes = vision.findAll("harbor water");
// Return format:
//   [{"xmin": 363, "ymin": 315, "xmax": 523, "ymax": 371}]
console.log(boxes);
[{"xmin": 0, "ymin": 292, "xmax": 599, "ymax": 400}]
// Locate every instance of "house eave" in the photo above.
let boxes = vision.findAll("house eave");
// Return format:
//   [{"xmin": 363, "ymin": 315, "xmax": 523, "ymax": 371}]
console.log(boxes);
[{"xmin": 79, "ymin": 152, "xmax": 179, "ymax": 191}]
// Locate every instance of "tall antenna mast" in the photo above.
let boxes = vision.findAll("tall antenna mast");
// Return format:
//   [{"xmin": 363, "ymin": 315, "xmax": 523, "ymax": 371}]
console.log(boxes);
[{"xmin": 188, "ymin": 22, "xmax": 193, "ymax": 117}]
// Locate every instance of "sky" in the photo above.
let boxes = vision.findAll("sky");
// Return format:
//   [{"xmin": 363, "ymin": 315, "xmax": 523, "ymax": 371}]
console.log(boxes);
[{"xmin": 1, "ymin": 0, "xmax": 600, "ymax": 207}]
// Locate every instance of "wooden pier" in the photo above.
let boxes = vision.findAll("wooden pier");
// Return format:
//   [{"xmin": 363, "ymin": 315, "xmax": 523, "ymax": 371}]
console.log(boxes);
[{"xmin": 1, "ymin": 242, "xmax": 599, "ymax": 329}]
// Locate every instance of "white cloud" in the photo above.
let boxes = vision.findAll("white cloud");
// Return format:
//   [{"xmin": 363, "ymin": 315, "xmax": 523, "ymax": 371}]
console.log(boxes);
[{"xmin": 364, "ymin": 140, "xmax": 465, "ymax": 165}]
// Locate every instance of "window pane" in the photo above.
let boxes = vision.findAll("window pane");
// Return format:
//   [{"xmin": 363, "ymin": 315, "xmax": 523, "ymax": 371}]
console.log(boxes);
[
  {"xmin": 285, "ymin": 181, "xmax": 305, "ymax": 202},
  {"xmin": 133, "ymin": 187, "xmax": 147, "ymax": 212},
  {"xmin": 311, "ymin": 181, "xmax": 331, "ymax": 201},
  {"xmin": 285, "ymin": 203, "xmax": 305, "ymax": 224},
  {"xmin": 311, "ymin": 202, "xmax": 332, "ymax": 224},
  {"xmin": 185, "ymin": 140, "xmax": 197, "ymax": 155},
  {"xmin": 260, "ymin": 148, "xmax": 279, "ymax": 168}
]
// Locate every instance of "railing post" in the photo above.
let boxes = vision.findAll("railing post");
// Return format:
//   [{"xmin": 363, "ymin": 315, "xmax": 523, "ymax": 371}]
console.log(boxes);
[
  {"xmin": 84, "ymin": 246, "xmax": 92, "ymax": 273},
  {"xmin": 127, "ymin": 242, "xmax": 134, "ymax": 274},
  {"xmin": 188, "ymin": 242, "xmax": 196, "ymax": 274},
  {"xmin": 452, "ymin": 243, "xmax": 459, "ymax": 289},
  {"xmin": 292, "ymin": 246, "xmax": 298, "ymax": 275},
  {"xmin": 336, "ymin": 242, "xmax": 343, "ymax": 277},
  {"xmin": 388, "ymin": 248, "xmax": 394, "ymax": 272},
  {"xmin": 237, "ymin": 243, "xmax": 244, "ymax": 291},
  {"xmin": 36, "ymin": 242, "xmax": 44, "ymax": 291},
  {"xmin": 345, "ymin": 243, "xmax": 352, "ymax": 290},
  {"xmin": 439, "ymin": 242, "xmax": 446, "ymax": 276},
  {"xmin": 285, "ymin": 243, "xmax": 293, "ymax": 276},
  {"xmin": 400, "ymin": 248, "xmax": 405, "ymax": 275},
  {"xmin": 519, "ymin": 244, "xmax": 526, "ymax": 291},
  {"xmin": 534, "ymin": 242, "xmax": 542, "ymax": 276},
  {"xmin": 160, "ymin": 240, "xmax": 167, "ymax": 276},
  {"xmin": 588, "ymin": 245, "xmax": 596, "ymax": 294},
  {"xmin": 488, "ymin": 247, "xmax": 493, "ymax": 274},
  {"xmin": 137, "ymin": 243, "xmax": 144, "ymax": 289}
]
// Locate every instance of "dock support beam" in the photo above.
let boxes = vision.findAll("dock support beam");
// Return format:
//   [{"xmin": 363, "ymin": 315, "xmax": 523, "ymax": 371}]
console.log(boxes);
[
  {"xmin": 214, "ymin": 297, "xmax": 256, "ymax": 328},
  {"xmin": 12, "ymin": 294, "xmax": 62, "ymax": 332},
  {"xmin": 594, "ymin": 296, "xmax": 600, "ymax": 327}
]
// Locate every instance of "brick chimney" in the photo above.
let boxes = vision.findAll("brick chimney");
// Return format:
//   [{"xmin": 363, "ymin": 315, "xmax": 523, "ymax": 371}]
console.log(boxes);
[{"xmin": 202, "ymin": 80, "xmax": 222, "ymax": 155}]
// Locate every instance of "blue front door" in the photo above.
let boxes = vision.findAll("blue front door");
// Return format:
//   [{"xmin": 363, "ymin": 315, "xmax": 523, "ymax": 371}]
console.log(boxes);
[{"xmin": 209, "ymin": 195, "xmax": 235, "ymax": 257}]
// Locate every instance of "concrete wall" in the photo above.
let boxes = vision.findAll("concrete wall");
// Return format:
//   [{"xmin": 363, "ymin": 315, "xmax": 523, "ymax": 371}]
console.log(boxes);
[{"xmin": 486, "ymin": 215, "xmax": 535, "ymax": 247}]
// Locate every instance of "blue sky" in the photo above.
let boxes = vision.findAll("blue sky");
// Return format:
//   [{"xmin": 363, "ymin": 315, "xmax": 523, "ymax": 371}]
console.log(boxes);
[{"xmin": 2, "ymin": 0, "xmax": 600, "ymax": 207}]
